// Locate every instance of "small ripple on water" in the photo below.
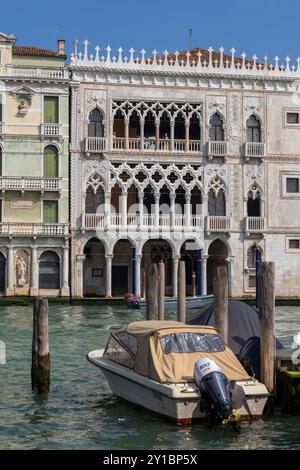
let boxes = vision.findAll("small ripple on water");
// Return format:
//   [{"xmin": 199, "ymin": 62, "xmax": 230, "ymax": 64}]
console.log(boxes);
[{"xmin": 0, "ymin": 304, "xmax": 299, "ymax": 449}]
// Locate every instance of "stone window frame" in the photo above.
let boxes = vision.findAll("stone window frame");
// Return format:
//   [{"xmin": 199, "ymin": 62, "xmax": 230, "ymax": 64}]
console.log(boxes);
[
  {"xmin": 281, "ymin": 172, "xmax": 300, "ymax": 199},
  {"xmin": 283, "ymin": 108, "xmax": 300, "ymax": 128},
  {"xmin": 286, "ymin": 236, "xmax": 300, "ymax": 253}
]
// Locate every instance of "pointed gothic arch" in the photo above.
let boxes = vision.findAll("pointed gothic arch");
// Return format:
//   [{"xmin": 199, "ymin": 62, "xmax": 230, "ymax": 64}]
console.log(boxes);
[
  {"xmin": 88, "ymin": 107, "xmax": 104, "ymax": 137},
  {"xmin": 209, "ymin": 112, "xmax": 224, "ymax": 141},
  {"xmin": 247, "ymin": 182, "xmax": 262, "ymax": 217},
  {"xmin": 208, "ymin": 176, "xmax": 226, "ymax": 216}
]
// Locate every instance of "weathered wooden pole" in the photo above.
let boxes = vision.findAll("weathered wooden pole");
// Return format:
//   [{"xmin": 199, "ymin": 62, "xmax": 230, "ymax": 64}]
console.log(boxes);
[
  {"xmin": 258, "ymin": 261, "xmax": 275, "ymax": 394},
  {"xmin": 177, "ymin": 260, "xmax": 186, "ymax": 323},
  {"xmin": 158, "ymin": 261, "xmax": 165, "ymax": 321},
  {"xmin": 31, "ymin": 298, "xmax": 50, "ymax": 393},
  {"xmin": 146, "ymin": 263, "xmax": 158, "ymax": 320},
  {"xmin": 192, "ymin": 271, "xmax": 196, "ymax": 297},
  {"xmin": 213, "ymin": 263, "xmax": 228, "ymax": 343}
]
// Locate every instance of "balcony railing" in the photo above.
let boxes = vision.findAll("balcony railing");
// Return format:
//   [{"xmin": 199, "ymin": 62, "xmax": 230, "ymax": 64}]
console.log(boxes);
[
  {"xmin": 0, "ymin": 122, "xmax": 4, "ymax": 134},
  {"xmin": 245, "ymin": 216, "xmax": 265, "ymax": 233},
  {"xmin": 208, "ymin": 141, "xmax": 228, "ymax": 157},
  {"xmin": 207, "ymin": 216, "xmax": 231, "ymax": 232},
  {"xmin": 0, "ymin": 223, "xmax": 69, "ymax": 236},
  {"xmin": 110, "ymin": 137, "xmax": 202, "ymax": 153},
  {"xmin": 245, "ymin": 142, "xmax": 265, "ymax": 158},
  {"xmin": 41, "ymin": 124, "xmax": 61, "ymax": 137},
  {"xmin": 85, "ymin": 137, "xmax": 106, "ymax": 153},
  {"xmin": 0, "ymin": 177, "xmax": 61, "ymax": 192},
  {"xmin": 4, "ymin": 66, "xmax": 68, "ymax": 80},
  {"xmin": 83, "ymin": 213, "xmax": 202, "ymax": 230}
]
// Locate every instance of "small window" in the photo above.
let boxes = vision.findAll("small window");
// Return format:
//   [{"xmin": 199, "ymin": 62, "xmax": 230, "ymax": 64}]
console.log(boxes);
[
  {"xmin": 287, "ymin": 112, "xmax": 299, "ymax": 124},
  {"xmin": 289, "ymin": 239, "xmax": 300, "ymax": 249},
  {"xmin": 160, "ymin": 332, "xmax": 225, "ymax": 354},
  {"xmin": 248, "ymin": 275, "xmax": 256, "ymax": 288},
  {"xmin": 104, "ymin": 335, "xmax": 134, "ymax": 368},
  {"xmin": 286, "ymin": 178, "xmax": 299, "ymax": 193}
]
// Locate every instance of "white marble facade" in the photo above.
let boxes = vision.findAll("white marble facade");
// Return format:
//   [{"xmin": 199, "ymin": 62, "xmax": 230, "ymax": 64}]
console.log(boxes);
[{"xmin": 69, "ymin": 43, "xmax": 300, "ymax": 299}]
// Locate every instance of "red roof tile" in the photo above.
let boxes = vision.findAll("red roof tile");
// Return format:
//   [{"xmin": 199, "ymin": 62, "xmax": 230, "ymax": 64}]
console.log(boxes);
[{"xmin": 12, "ymin": 46, "xmax": 63, "ymax": 58}]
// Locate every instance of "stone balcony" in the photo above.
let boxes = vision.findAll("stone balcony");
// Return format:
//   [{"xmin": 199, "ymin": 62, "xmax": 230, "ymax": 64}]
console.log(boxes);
[
  {"xmin": 208, "ymin": 141, "xmax": 228, "ymax": 159},
  {"xmin": 85, "ymin": 136, "xmax": 202, "ymax": 154},
  {"xmin": 2, "ymin": 65, "xmax": 69, "ymax": 80},
  {"xmin": 206, "ymin": 216, "xmax": 232, "ymax": 233},
  {"xmin": 0, "ymin": 177, "xmax": 61, "ymax": 193},
  {"xmin": 83, "ymin": 213, "xmax": 202, "ymax": 231},
  {"xmin": 244, "ymin": 142, "xmax": 265, "ymax": 159},
  {"xmin": 0, "ymin": 122, "xmax": 4, "ymax": 135},
  {"xmin": 41, "ymin": 124, "xmax": 61, "ymax": 137},
  {"xmin": 0, "ymin": 223, "xmax": 69, "ymax": 237},
  {"xmin": 245, "ymin": 216, "xmax": 265, "ymax": 235}
]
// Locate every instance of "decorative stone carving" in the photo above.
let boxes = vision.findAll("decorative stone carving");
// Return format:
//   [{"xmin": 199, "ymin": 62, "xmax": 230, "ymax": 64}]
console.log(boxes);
[{"xmin": 16, "ymin": 255, "xmax": 27, "ymax": 287}]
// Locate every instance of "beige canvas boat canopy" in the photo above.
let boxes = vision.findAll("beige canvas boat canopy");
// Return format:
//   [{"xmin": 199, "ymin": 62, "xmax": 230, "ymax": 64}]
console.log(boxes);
[{"xmin": 104, "ymin": 320, "xmax": 250, "ymax": 383}]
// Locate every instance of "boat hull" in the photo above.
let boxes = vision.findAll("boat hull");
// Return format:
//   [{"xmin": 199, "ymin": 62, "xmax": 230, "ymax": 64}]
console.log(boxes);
[
  {"xmin": 87, "ymin": 350, "xmax": 268, "ymax": 423},
  {"xmin": 137, "ymin": 295, "xmax": 213, "ymax": 312}
]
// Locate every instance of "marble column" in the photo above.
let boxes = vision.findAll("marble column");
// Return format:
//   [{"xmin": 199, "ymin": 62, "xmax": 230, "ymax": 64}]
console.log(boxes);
[
  {"xmin": 6, "ymin": 245, "xmax": 14, "ymax": 296},
  {"xmin": 105, "ymin": 192, "xmax": 111, "ymax": 228},
  {"xmin": 140, "ymin": 119, "xmax": 144, "ymax": 150},
  {"xmin": 138, "ymin": 192, "xmax": 144, "ymax": 228},
  {"xmin": 170, "ymin": 193, "xmax": 176, "ymax": 230},
  {"xmin": 120, "ymin": 192, "xmax": 128, "ymax": 227},
  {"xmin": 105, "ymin": 254, "xmax": 113, "ymax": 298},
  {"xmin": 30, "ymin": 245, "xmax": 39, "ymax": 296},
  {"xmin": 185, "ymin": 121, "xmax": 190, "ymax": 152},
  {"xmin": 124, "ymin": 119, "xmax": 129, "ymax": 150},
  {"xmin": 201, "ymin": 255, "xmax": 208, "ymax": 296},
  {"xmin": 185, "ymin": 194, "xmax": 191, "ymax": 228},
  {"xmin": 131, "ymin": 247, "xmax": 136, "ymax": 295},
  {"xmin": 136, "ymin": 254, "xmax": 142, "ymax": 299},
  {"xmin": 154, "ymin": 193, "xmax": 160, "ymax": 228},
  {"xmin": 155, "ymin": 121, "xmax": 160, "ymax": 150},
  {"xmin": 170, "ymin": 122, "xmax": 175, "ymax": 151},
  {"xmin": 61, "ymin": 243, "xmax": 70, "ymax": 296},
  {"xmin": 75, "ymin": 254, "xmax": 86, "ymax": 298},
  {"xmin": 172, "ymin": 256, "xmax": 179, "ymax": 298}
]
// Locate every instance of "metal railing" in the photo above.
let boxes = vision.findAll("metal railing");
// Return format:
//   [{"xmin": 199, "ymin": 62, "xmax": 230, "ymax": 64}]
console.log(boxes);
[
  {"xmin": 245, "ymin": 216, "xmax": 265, "ymax": 232},
  {"xmin": 0, "ymin": 177, "xmax": 61, "ymax": 191},
  {"xmin": 208, "ymin": 141, "xmax": 228, "ymax": 157},
  {"xmin": 245, "ymin": 142, "xmax": 265, "ymax": 157},
  {"xmin": 207, "ymin": 216, "xmax": 231, "ymax": 232}
]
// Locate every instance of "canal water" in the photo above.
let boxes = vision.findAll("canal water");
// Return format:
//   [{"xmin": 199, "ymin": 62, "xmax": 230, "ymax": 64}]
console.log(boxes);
[{"xmin": 0, "ymin": 304, "xmax": 299, "ymax": 450}]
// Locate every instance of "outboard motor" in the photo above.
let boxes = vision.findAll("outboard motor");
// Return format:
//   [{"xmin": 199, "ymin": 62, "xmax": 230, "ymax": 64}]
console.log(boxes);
[{"xmin": 194, "ymin": 358, "xmax": 232, "ymax": 420}]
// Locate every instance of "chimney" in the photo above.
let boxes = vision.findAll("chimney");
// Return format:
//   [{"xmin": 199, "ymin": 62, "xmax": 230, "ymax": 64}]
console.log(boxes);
[{"xmin": 57, "ymin": 39, "xmax": 65, "ymax": 56}]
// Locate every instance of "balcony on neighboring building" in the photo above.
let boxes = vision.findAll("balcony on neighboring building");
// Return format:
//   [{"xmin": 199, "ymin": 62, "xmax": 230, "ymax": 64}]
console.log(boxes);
[
  {"xmin": 82, "ymin": 213, "xmax": 203, "ymax": 231},
  {"xmin": 206, "ymin": 216, "xmax": 231, "ymax": 233},
  {"xmin": 0, "ymin": 122, "xmax": 4, "ymax": 135},
  {"xmin": 3, "ymin": 66, "xmax": 69, "ymax": 80},
  {"xmin": 244, "ymin": 142, "xmax": 265, "ymax": 159},
  {"xmin": 245, "ymin": 216, "xmax": 265, "ymax": 235},
  {"xmin": 208, "ymin": 141, "xmax": 228, "ymax": 159},
  {"xmin": 0, "ymin": 223, "xmax": 69, "ymax": 237},
  {"xmin": 0, "ymin": 177, "xmax": 61, "ymax": 193},
  {"xmin": 41, "ymin": 124, "xmax": 61, "ymax": 137}
]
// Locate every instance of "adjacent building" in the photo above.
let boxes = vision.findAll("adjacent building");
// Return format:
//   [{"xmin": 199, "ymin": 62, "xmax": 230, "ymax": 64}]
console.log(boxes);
[
  {"xmin": 0, "ymin": 32, "xmax": 70, "ymax": 296},
  {"xmin": 69, "ymin": 42, "xmax": 300, "ymax": 299}
]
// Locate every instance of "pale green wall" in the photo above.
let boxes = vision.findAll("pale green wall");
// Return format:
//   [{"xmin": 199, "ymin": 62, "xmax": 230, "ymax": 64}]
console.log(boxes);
[{"xmin": 12, "ymin": 55, "xmax": 65, "ymax": 68}]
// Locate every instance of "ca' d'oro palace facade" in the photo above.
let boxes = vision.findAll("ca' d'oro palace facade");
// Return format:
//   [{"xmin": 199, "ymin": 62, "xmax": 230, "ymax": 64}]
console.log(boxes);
[{"xmin": 1, "ymin": 32, "xmax": 300, "ymax": 299}]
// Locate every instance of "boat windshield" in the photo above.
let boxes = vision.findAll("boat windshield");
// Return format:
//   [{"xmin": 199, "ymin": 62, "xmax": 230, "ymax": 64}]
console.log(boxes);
[{"xmin": 160, "ymin": 332, "xmax": 225, "ymax": 354}]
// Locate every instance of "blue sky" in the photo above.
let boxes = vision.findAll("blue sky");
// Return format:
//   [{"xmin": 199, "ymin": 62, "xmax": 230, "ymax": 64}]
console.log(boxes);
[{"xmin": 2, "ymin": 0, "xmax": 300, "ymax": 62}]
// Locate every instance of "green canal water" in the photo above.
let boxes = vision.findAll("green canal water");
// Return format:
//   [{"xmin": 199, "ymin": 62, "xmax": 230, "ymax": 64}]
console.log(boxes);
[{"xmin": 0, "ymin": 304, "xmax": 300, "ymax": 450}]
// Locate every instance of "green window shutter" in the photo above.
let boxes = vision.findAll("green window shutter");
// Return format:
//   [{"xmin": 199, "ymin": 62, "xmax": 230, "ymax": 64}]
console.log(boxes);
[
  {"xmin": 43, "ymin": 201, "xmax": 58, "ymax": 224},
  {"xmin": 44, "ymin": 96, "xmax": 59, "ymax": 123},
  {"xmin": 44, "ymin": 146, "xmax": 58, "ymax": 177}
]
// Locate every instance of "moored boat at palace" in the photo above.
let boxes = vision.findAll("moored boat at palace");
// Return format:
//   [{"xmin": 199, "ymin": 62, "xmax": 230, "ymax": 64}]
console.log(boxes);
[
  {"xmin": 87, "ymin": 321, "xmax": 269, "ymax": 424},
  {"xmin": 126, "ymin": 295, "xmax": 214, "ymax": 311}
]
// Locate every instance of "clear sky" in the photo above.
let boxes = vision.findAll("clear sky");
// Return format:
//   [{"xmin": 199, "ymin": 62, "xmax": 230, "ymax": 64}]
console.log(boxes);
[{"xmin": 2, "ymin": 0, "xmax": 300, "ymax": 63}]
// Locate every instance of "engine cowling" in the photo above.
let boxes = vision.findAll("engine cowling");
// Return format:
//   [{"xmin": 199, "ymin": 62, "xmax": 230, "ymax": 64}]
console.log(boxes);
[{"xmin": 194, "ymin": 358, "xmax": 232, "ymax": 420}]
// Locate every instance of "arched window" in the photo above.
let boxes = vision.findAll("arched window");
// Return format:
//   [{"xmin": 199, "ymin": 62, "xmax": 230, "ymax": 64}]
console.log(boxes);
[
  {"xmin": 247, "ymin": 184, "xmax": 261, "ymax": 217},
  {"xmin": 0, "ymin": 252, "xmax": 6, "ymax": 292},
  {"xmin": 88, "ymin": 108, "xmax": 104, "ymax": 137},
  {"xmin": 208, "ymin": 177, "xmax": 226, "ymax": 216},
  {"xmin": 44, "ymin": 145, "xmax": 58, "ymax": 178},
  {"xmin": 209, "ymin": 113, "xmax": 223, "ymax": 141},
  {"xmin": 246, "ymin": 115, "xmax": 261, "ymax": 143},
  {"xmin": 39, "ymin": 251, "xmax": 60, "ymax": 289}
]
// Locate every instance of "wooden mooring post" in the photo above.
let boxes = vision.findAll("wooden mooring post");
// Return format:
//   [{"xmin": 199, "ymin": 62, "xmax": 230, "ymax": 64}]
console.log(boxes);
[
  {"xmin": 213, "ymin": 263, "xmax": 228, "ymax": 344},
  {"xmin": 146, "ymin": 263, "xmax": 159, "ymax": 320},
  {"xmin": 158, "ymin": 261, "xmax": 165, "ymax": 321},
  {"xmin": 258, "ymin": 261, "xmax": 275, "ymax": 394},
  {"xmin": 31, "ymin": 298, "xmax": 50, "ymax": 393},
  {"xmin": 177, "ymin": 260, "xmax": 186, "ymax": 323}
]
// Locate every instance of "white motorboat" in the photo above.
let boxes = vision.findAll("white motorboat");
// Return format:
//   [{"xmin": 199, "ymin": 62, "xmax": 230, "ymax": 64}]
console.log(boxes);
[{"xmin": 87, "ymin": 321, "xmax": 269, "ymax": 425}]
